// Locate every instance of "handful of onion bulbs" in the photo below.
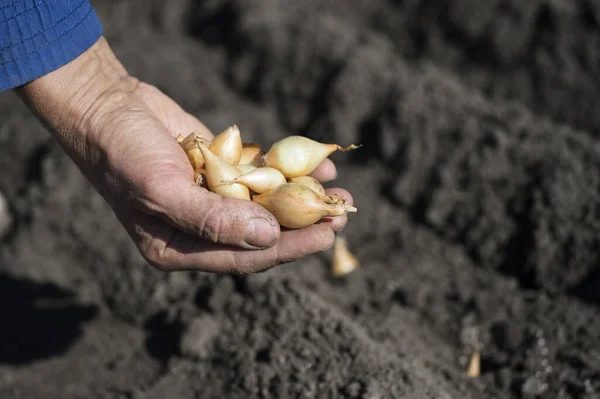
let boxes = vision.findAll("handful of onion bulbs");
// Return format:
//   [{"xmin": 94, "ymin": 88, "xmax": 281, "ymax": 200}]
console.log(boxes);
[{"xmin": 177, "ymin": 125, "xmax": 360, "ymax": 229}]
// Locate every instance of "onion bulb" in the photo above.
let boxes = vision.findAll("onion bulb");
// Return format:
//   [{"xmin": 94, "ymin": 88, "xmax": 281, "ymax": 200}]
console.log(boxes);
[
  {"xmin": 467, "ymin": 351, "xmax": 480, "ymax": 378},
  {"xmin": 209, "ymin": 125, "xmax": 243, "ymax": 165},
  {"xmin": 262, "ymin": 136, "xmax": 361, "ymax": 178},
  {"xmin": 198, "ymin": 144, "xmax": 250, "ymax": 200},
  {"xmin": 237, "ymin": 164, "xmax": 258, "ymax": 174},
  {"xmin": 332, "ymin": 236, "xmax": 359, "ymax": 277},
  {"xmin": 223, "ymin": 167, "xmax": 286, "ymax": 194},
  {"xmin": 179, "ymin": 132, "xmax": 208, "ymax": 171},
  {"xmin": 240, "ymin": 143, "xmax": 264, "ymax": 167},
  {"xmin": 287, "ymin": 176, "xmax": 326, "ymax": 196},
  {"xmin": 252, "ymin": 183, "xmax": 356, "ymax": 229}
]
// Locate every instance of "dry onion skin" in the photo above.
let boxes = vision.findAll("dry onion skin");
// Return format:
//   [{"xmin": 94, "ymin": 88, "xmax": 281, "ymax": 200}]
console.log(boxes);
[
  {"xmin": 177, "ymin": 127, "xmax": 360, "ymax": 229},
  {"xmin": 194, "ymin": 169, "xmax": 208, "ymax": 189},
  {"xmin": 179, "ymin": 132, "xmax": 208, "ymax": 171}
]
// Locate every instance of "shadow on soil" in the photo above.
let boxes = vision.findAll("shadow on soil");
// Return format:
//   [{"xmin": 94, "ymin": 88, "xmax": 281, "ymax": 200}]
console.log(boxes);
[{"xmin": 0, "ymin": 273, "xmax": 97, "ymax": 365}]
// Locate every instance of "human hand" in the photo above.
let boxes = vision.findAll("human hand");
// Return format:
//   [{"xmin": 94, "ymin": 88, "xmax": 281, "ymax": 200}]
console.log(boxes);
[{"xmin": 16, "ymin": 37, "xmax": 352, "ymax": 273}]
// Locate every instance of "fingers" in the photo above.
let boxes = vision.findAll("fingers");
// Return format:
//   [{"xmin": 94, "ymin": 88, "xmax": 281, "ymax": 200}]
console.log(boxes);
[
  {"xmin": 126, "ymin": 210, "xmax": 335, "ymax": 273},
  {"xmin": 138, "ymin": 156, "xmax": 346, "ymax": 251},
  {"xmin": 141, "ymin": 174, "xmax": 281, "ymax": 250},
  {"xmin": 310, "ymin": 158, "xmax": 337, "ymax": 182},
  {"xmin": 123, "ymin": 185, "xmax": 354, "ymax": 273}
]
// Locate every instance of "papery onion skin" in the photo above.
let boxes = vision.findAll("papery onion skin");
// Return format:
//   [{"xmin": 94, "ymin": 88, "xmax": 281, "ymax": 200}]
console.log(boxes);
[
  {"xmin": 194, "ymin": 168, "xmax": 208, "ymax": 189},
  {"xmin": 179, "ymin": 132, "xmax": 206, "ymax": 171}
]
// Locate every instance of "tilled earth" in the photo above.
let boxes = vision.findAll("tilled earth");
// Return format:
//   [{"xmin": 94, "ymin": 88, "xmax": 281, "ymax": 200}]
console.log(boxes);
[{"xmin": 1, "ymin": 1, "xmax": 599, "ymax": 398}]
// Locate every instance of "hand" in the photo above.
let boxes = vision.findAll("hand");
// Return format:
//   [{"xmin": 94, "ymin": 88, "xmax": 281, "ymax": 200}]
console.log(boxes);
[{"xmin": 16, "ymin": 37, "xmax": 353, "ymax": 273}]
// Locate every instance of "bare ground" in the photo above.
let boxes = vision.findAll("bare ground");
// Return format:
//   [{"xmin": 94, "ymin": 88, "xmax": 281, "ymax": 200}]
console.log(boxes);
[{"xmin": 1, "ymin": 0, "xmax": 599, "ymax": 398}]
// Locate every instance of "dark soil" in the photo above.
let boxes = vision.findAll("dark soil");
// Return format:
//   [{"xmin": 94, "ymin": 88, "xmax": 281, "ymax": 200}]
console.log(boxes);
[{"xmin": 1, "ymin": 0, "xmax": 599, "ymax": 398}]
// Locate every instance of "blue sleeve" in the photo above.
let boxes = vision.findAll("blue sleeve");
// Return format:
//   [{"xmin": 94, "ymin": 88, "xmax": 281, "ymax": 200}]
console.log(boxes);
[{"xmin": 0, "ymin": 0, "xmax": 103, "ymax": 91}]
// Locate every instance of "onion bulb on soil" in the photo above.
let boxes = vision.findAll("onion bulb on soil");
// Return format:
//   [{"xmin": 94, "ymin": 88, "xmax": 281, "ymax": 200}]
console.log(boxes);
[
  {"xmin": 222, "ymin": 167, "xmax": 286, "ymax": 194},
  {"xmin": 331, "ymin": 236, "xmax": 359, "ymax": 277},
  {"xmin": 240, "ymin": 143, "xmax": 264, "ymax": 167},
  {"xmin": 252, "ymin": 183, "xmax": 356, "ymax": 229},
  {"xmin": 209, "ymin": 125, "xmax": 243, "ymax": 165},
  {"xmin": 287, "ymin": 175, "xmax": 326, "ymax": 196},
  {"xmin": 467, "ymin": 351, "xmax": 480, "ymax": 378},
  {"xmin": 262, "ymin": 135, "xmax": 361, "ymax": 178},
  {"xmin": 198, "ymin": 144, "xmax": 250, "ymax": 200}
]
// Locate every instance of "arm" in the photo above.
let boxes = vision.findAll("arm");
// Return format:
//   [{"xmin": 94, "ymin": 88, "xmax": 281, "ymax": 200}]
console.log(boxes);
[
  {"xmin": 3, "ymin": 3, "xmax": 351, "ymax": 273},
  {"xmin": 0, "ymin": 0, "xmax": 103, "ymax": 91}
]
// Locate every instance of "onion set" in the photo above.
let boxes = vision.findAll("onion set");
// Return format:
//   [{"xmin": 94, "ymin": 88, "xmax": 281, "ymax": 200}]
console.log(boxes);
[
  {"xmin": 178, "ymin": 125, "xmax": 360, "ymax": 229},
  {"xmin": 252, "ymin": 183, "xmax": 356, "ymax": 229},
  {"xmin": 209, "ymin": 125, "xmax": 242, "ymax": 165},
  {"xmin": 222, "ymin": 167, "xmax": 286, "ymax": 194},
  {"xmin": 240, "ymin": 142, "xmax": 264, "ymax": 167},
  {"xmin": 198, "ymin": 144, "xmax": 250, "ymax": 201},
  {"xmin": 262, "ymin": 135, "xmax": 361, "ymax": 178},
  {"xmin": 179, "ymin": 132, "xmax": 208, "ymax": 171},
  {"xmin": 331, "ymin": 236, "xmax": 360, "ymax": 277},
  {"xmin": 287, "ymin": 175, "xmax": 326, "ymax": 196}
]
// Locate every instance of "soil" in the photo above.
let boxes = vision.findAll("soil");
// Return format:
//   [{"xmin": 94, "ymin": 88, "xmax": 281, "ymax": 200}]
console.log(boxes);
[{"xmin": 1, "ymin": 0, "xmax": 600, "ymax": 398}]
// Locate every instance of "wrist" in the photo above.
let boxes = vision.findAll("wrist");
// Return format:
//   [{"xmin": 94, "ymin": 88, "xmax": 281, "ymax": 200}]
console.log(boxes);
[{"xmin": 15, "ymin": 37, "xmax": 138, "ymax": 164}]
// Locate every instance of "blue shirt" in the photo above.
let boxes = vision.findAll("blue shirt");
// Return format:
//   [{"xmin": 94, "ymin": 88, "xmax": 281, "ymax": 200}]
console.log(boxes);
[{"xmin": 0, "ymin": 0, "xmax": 103, "ymax": 91}]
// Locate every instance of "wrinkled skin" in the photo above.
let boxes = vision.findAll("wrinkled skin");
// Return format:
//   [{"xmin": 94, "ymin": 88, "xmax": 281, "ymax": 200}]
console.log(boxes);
[{"xmin": 15, "ymin": 37, "xmax": 352, "ymax": 274}]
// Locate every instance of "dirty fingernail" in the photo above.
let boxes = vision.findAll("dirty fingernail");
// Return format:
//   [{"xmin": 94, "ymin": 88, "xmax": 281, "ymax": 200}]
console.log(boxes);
[{"xmin": 245, "ymin": 218, "xmax": 277, "ymax": 248}]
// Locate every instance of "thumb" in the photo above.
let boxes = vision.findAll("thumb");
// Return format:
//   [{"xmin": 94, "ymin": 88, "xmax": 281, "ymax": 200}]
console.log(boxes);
[{"xmin": 140, "ymin": 174, "xmax": 281, "ymax": 249}]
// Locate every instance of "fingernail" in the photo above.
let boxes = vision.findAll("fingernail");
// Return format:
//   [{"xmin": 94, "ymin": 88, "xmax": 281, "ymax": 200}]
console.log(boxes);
[{"xmin": 245, "ymin": 218, "xmax": 277, "ymax": 248}]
